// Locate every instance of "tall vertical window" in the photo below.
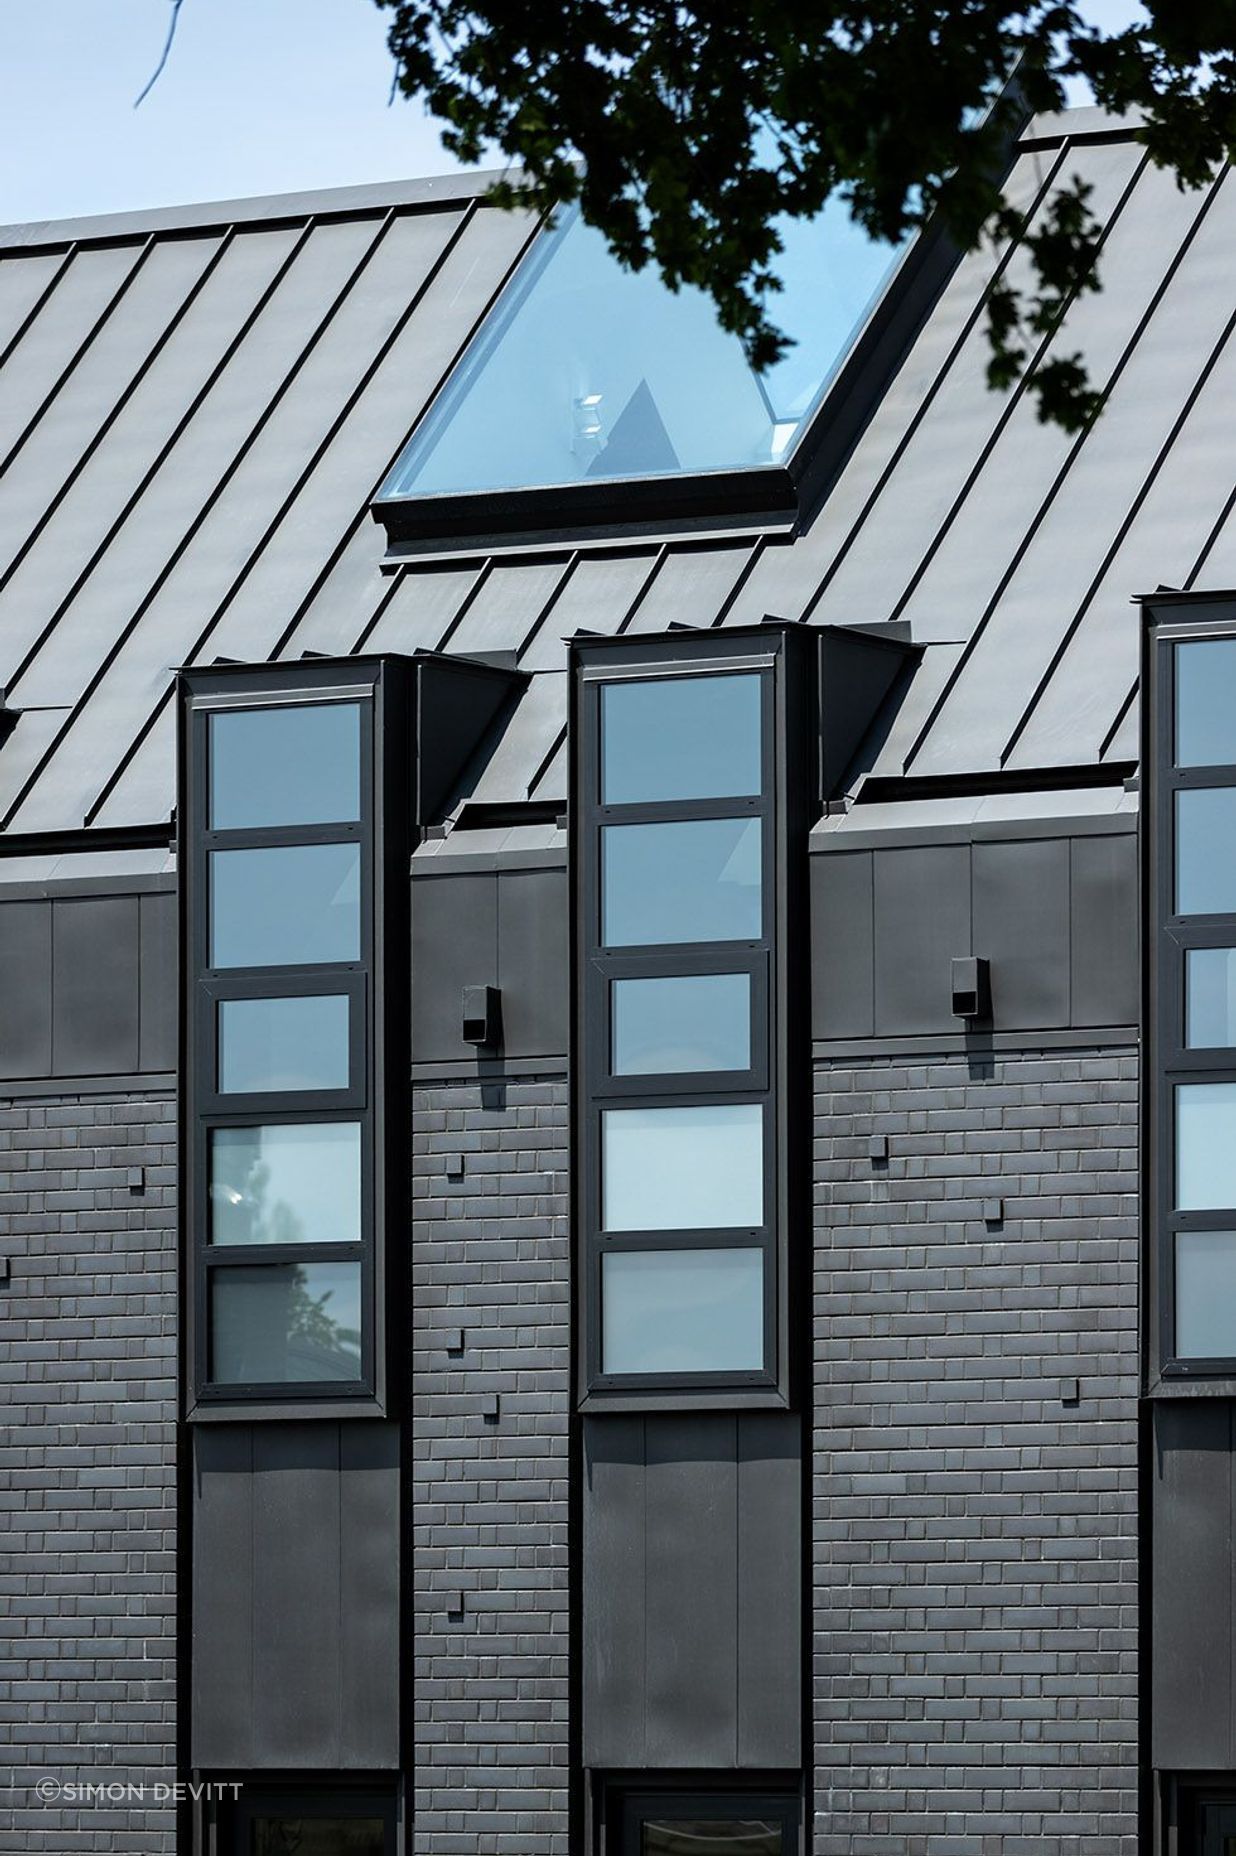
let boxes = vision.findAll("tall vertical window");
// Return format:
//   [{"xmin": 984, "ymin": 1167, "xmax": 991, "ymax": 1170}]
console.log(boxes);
[
  {"xmin": 574, "ymin": 628, "xmax": 810, "ymax": 1402},
  {"xmin": 181, "ymin": 662, "xmax": 406, "ymax": 1413},
  {"xmin": 1148, "ymin": 602, "xmax": 1236, "ymax": 1374}
]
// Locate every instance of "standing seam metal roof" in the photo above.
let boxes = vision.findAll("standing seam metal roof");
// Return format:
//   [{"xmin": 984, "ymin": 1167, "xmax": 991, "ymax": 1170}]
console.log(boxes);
[{"xmin": 0, "ymin": 116, "xmax": 1227, "ymax": 836}]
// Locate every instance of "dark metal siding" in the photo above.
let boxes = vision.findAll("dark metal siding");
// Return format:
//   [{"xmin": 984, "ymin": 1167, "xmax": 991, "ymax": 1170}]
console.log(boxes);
[
  {"xmin": 191, "ymin": 1422, "xmax": 400, "ymax": 1770},
  {"xmin": 0, "ymin": 884, "xmax": 175, "ymax": 1081},
  {"xmin": 1151, "ymin": 1401, "xmax": 1236, "ymax": 1770},
  {"xmin": 581, "ymin": 1413, "xmax": 801, "ymax": 1770},
  {"xmin": 811, "ymin": 825, "xmax": 1138, "ymax": 1045}
]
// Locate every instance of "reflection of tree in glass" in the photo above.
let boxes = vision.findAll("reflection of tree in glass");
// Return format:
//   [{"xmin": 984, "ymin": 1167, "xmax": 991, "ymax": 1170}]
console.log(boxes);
[{"xmin": 287, "ymin": 1271, "xmax": 360, "ymax": 1367}]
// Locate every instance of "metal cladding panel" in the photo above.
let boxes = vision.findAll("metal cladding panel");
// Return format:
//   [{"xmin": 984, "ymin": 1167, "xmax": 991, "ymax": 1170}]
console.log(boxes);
[
  {"xmin": 1070, "ymin": 832, "xmax": 1138, "ymax": 1028},
  {"xmin": 497, "ymin": 868, "xmax": 569, "ymax": 1058},
  {"xmin": 582, "ymin": 1412, "xmax": 802, "ymax": 1771},
  {"xmin": 808, "ymin": 141, "xmax": 1142, "ymax": 640},
  {"xmin": 920, "ymin": 159, "xmax": 1232, "ymax": 776},
  {"xmin": 138, "ymin": 890, "xmax": 177, "ymax": 1072},
  {"xmin": 51, "ymin": 894, "xmax": 141, "ymax": 1075},
  {"xmin": 465, "ymin": 672, "xmax": 566, "ymax": 805},
  {"xmin": 518, "ymin": 549, "xmax": 660, "ymax": 670},
  {"xmin": 644, "ymin": 1416, "xmax": 740, "ymax": 1766},
  {"xmin": 443, "ymin": 557, "xmax": 570, "ymax": 657},
  {"xmin": 872, "ymin": 845, "xmax": 971, "ymax": 1036},
  {"xmin": 411, "ymin": 871, "xmax": 499, "ymax": 1063},
  {"xmin": 1151, "ymin": 1401, "xmax": 1234, "ymax": 1769},
  {"xmin": 810, "ymin": 850, "xmax": 875, "ymax": 1039},
  {"xmin": 0, "ymin": 236, "xmax": 221, "ymax": 581},
  {"xmin": 191, "ymin": 1427, "xmax": 256, "ymax": 1769},
  {"xmin": 0, "ymin": 243, "xmax": 142, "ymax": 462},
  {"xmin": 582, "ymin": 1418, "xmax": 647, "ymax": 1769},
  {"xmin": 0, "ymin": 249, "xmax": 66, "ymax": 360},
  {"xmin": 361, "ymin": 561, "xmax": 481, "ymax": 657},
  {"xmin": 0, "ymin": 225, "xmax": 305, "ymax": 699},
  {"xmin": 735, "ymin": 1413, "xmax": 802, "ymax": 1768},
  {"xmin": 338, "ymin": 1425, "xmax": 401, "ymax": 1767},
  {"xmin": 971, "ymin": 837, "xmax": 1071, "ymax": 1031},
  {"xmin": 192, "ymin": 1421, "xmax": 400, "ymax": 1771},
  {"xmin": 0, "ymin": 900, "xmax": 52, "ymax": 1078},
  {"xmin": 622, "ymin": 540, "xmax": 756, "ymax": 633}
]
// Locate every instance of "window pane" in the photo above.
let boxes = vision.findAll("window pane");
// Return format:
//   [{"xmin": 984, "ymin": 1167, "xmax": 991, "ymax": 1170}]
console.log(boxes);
[
  {"xmin": 1177, "ymin": 1083, "xmax": 1236, "ymax": 1210},
  {"xmin": 602, "ymin": 1249, "xmax": 764, "ymax": 1374},
  {"xmin": 252, "ymin": 1820, "xmax": 385, "ymax": 1856},
  {"xmin": 209, "ymin": 1122, "xmax": 361, "ymax": 1246},
  {"xmin": 1176, "ymin": 789, "xmax": 1236, "ymax": 916},
  {"xmin": 642, "ymin": 1823, "xmax": 783, "ymax": 1856},
  {"xmin": 219, "ymin": 993, "xmax": 351, "ymax": 1093},
  {"xmin": 603, "ymin": 1103, "xmax": 763, "ymax": 1230},
  {"xmin": 601, "ymin": 674, "xmax": 762, "ymax": 804},
  {"xmin": 210, "ymin": 842, "xmax": 360, "ymax": 968},
  {"xmin": 210, "ymin": 1261, "xmax": 362, "ymax": 1384},
  {"xmin": 612, "ymin": 972, "xmax": 751, "ymax": 1075},
  {"xmin": 209, "ymin": 702, "xmax": 361, "ymax": 829},
  {"xmin": 603, "ymin": 818, "xmax": 761, "ymax": 946},
  {"xmin": 1177, "ymin": 640, "xmax": 1236, "ymax": 768},
  {"xmin": 1176, "ymin": 1231, "xmax": 1236, "ymax": 1359},
  {"xmin": 1186, "ymin": 949, "xmax": 1236, "ymax": 1047}
]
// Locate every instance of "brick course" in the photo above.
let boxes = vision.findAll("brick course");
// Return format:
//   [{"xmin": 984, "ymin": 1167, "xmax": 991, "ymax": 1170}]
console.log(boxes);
[
  {"xmin": 0, "ymin": 1092, "xmax": 177, "ymax": 1855},
  {"xmin": 812, "ymin": 1049, "xmax": 1139, "ymax": 1856},
  {"xmin": 411, "ymin": 1077, "xmax": 571, "ymax": 1856}
]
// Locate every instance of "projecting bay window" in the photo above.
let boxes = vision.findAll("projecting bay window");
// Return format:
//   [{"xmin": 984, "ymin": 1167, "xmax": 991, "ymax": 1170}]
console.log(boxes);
[
  {"xmin": 574, "ymin": 627, "xmax": 810, "ymax": 1405},
  {"xmin": 181, "ymin": 660, "xmax": 406, "ymax": 1416},
  {"xmin": 1148, "ymin": 600, "xmax": 1236, "ymax": 1377}
]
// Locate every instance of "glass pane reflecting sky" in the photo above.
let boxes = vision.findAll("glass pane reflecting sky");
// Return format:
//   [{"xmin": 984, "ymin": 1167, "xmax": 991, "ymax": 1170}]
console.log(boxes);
[{"xmin": 384, "ymin": 199, "xmax": 905, "ymax": 497}]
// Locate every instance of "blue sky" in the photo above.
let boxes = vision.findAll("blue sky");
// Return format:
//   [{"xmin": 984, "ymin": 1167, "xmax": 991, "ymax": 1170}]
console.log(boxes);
[{"xmin": 0, "ymin": 0, "xmax": 1147, "ymax": 226}]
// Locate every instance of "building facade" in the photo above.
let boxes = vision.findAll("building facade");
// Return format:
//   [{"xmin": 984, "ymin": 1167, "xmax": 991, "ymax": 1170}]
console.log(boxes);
[{"xmin": 0, "ymin": 100, "xmax": 1230, "ymax": 1854}]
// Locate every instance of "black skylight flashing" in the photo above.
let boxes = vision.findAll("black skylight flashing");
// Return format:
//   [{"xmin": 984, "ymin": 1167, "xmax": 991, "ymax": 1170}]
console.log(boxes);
[{"xmin": 371, "ymin": 187, "xmax": 965, "ymax": 555}]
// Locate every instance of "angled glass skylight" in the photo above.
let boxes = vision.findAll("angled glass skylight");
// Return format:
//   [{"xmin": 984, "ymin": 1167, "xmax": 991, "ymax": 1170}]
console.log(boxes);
[{"xmin": 381, "ymin": 200, "xmax": 907, "ymax": 501}]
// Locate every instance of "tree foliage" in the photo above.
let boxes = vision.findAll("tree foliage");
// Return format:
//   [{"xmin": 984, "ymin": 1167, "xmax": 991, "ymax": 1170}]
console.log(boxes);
[{"xmin": 376, "ymin": 2, "xmax": 1236, "ymax": 431}]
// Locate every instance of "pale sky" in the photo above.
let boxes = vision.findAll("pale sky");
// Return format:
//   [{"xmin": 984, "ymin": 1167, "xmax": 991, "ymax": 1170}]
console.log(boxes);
[{"xmin": 0, "ymin": 0, "xmax": 1148, "ymax": 229}]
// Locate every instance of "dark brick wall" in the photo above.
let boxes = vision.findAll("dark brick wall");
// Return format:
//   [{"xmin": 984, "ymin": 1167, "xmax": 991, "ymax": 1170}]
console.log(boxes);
[
  {"xmin": 411, "ymin": 1076, "xmax": 570, "ymax": 1856},
  {"xmin": 812, "ymin": 1049, "xmax": 1139, "ymax": 1856},
  {"xmin": 0, "ymin": 1091, "xmax": 177, "ymax": 1855}
]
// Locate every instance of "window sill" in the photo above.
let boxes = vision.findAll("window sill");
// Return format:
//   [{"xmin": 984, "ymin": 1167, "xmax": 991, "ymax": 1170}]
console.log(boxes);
[
  {"xmin": 186, "ymin": 1393, "xmax": 390, "ymax": 1423},
  {"xmin": 579, "ymin": 1385, "xmax": 791, "ymax": 1415}
]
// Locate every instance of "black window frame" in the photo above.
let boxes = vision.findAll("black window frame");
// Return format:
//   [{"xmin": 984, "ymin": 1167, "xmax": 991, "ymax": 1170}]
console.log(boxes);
[
  {"xmin": 1146, "ymin": 595, "xmax": 1236, "ymax": 1385},
  {"xmin": 180, "ymin": 658, "xmax": 409, "ymax": 1421},
  {"xmin": 573, "ymin": 624, "xmax": 813, "ymax": 1411}
]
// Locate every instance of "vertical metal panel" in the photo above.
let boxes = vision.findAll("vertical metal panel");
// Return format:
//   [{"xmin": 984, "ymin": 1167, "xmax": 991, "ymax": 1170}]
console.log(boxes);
[
  {"xmin": 972, "ymin": 837, "xmax": 1070, "ymax": 1030},
  {"xmin": 498, "ymin": 868, "xmax": 568, "ymax": 1058},
  {"xmin": 873, "ymin": 844, "xmax": 971, "ymax": 1035},
  {"xmin": 623, "ymin": 542, "xmax": 754, "ymax": 634},
  {"xmin": 518, "ymin": 550, "xmax": 659, "ymax": 671},
  {"xmin": 736, "ymin": 1413, "xmax": 801, "ymax": 1767},
  {"xmin": 338, "ymin": 1423, "xmax": 401, "ymax": 1767},
  {"xmin": 191, "ymin": 1427, "xmax": 255, "ymax": 1768},
  {"xmin": 0, "ymin": 244, "xmax": 142, "ymax": 461},
  {"xmin": 0, "ymin": 237, "xmax": 221, "ymax": 580},
  {"xmin": 410, "ymin": 872, "xmax": 498, "ymax": 1063},
  {"xmin": 360, "ymin": 562, "xmax": 481, "ymax": 657},
  {"xmin": 811, "ymin": 851, "xmax": 875, "ymax": 1039},
  {"xmin": 0, "ymin": 226, "xmax": 304, "ymax": 698},
  {"xmin": 1071, "ymin": 832, "xmax": 1138, "ymax": 1027},
  {"xmin": 465, "ymin": 672, "xmax": 567, "ymax": 804},
  {"xmin": 138, "ymin": 890, "xmax": 177, "ymax": 1072},
  {"xmin": 443, "ymin": 557, "xmax": 569, "ymax": 657},
  {"xmin": 1151, "ymin": 1401, "xmax": 1234, "ymax": 1768},
  {"xmin": 644, "ymin": 1416, "xmax": 739, "ymax": 1767},
  {"xmin": 51, "ymin": 895, "xmax": 140, "ymax": 1074},
  {"xmin": 250, "ymin": 1425, "xmax": 342, "ymax": 1766},
  {"xmin": 582, "ymin": 1417, "xmax": 647, "ymax": 1768},
  {"xmin": 0, "ymin": 900, "xmax": 52, "ymax": 1078}
]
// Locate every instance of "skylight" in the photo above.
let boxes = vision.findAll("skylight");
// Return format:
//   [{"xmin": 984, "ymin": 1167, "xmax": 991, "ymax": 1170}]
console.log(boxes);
[{"xmin": 381, "ymin": 199, "xmax": 906, "ymax": 502}]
